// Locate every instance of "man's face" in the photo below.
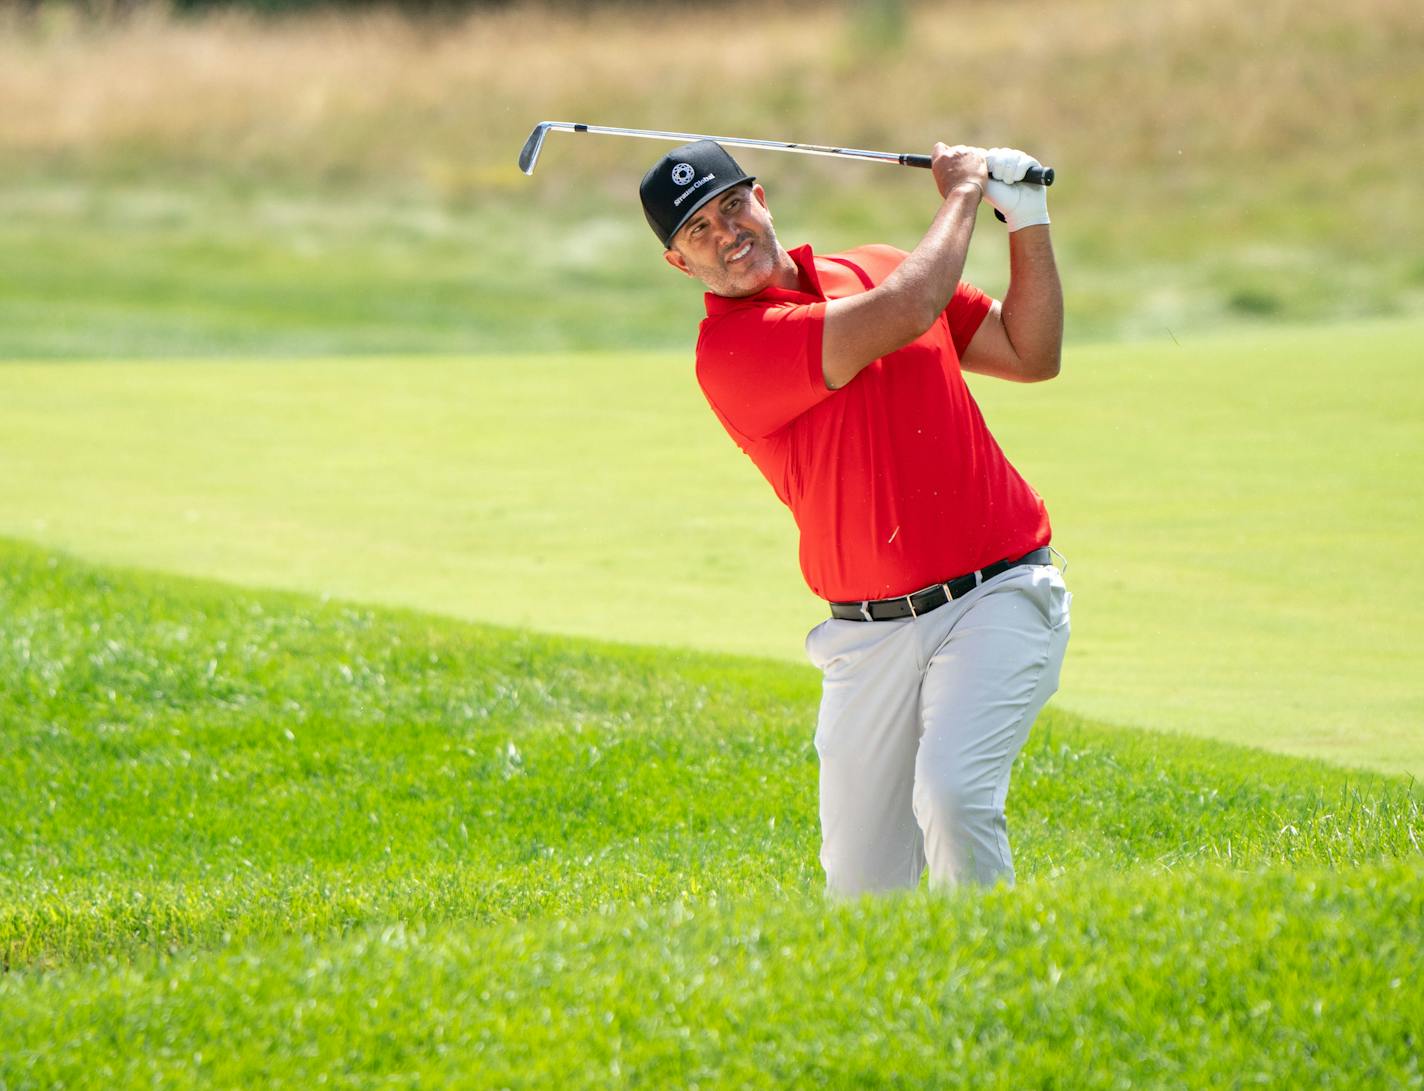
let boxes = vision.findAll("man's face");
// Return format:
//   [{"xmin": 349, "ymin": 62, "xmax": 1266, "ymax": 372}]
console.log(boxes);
[{"xmin": 664, "ymin": 183, "xmax": 783, "ymax": 298}]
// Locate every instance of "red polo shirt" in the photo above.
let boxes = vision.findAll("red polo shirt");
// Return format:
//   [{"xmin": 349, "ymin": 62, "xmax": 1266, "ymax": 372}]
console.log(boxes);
[{"xmin": 695, "ymin": 242, "xmax": 1051, "ymax": 602}]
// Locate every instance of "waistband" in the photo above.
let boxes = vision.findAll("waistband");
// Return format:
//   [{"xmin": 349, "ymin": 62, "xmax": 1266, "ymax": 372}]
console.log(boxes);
[{"xmin": 828, "ymin": 548, "xmax": 1054, "ymax": 622}]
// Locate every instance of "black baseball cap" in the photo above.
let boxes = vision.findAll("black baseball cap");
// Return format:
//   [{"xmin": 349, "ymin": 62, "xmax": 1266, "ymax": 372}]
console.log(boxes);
[{"xmin": 639, "ymin": 140, "xmax": 755, "ymax": 248}]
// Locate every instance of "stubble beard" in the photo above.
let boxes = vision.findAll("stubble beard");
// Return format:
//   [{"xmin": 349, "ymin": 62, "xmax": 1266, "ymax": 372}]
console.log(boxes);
[{"xmin": 701, "ymin": 221, "xmax": 785, "ymax": 299}]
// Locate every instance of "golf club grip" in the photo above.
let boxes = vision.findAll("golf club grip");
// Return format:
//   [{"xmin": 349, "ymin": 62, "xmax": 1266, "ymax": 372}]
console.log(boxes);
[{"xmin": 900, "ymin": 154, "xmax": 1054, "ymax": 187}]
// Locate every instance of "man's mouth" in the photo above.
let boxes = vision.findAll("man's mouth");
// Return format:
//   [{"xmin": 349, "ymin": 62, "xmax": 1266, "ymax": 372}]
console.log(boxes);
[{"xmin": 725, "ymin": 237, "xmax": 754, "ymax": 265}]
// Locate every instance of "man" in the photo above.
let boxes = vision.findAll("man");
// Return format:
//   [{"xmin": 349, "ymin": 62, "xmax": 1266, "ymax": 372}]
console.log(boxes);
[{"xmin": 639, "ymin": 140, "xmax": 1071, "ymax": 897}]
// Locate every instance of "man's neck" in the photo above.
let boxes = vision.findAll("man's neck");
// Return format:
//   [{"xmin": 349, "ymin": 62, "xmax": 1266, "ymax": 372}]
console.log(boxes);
[{"xmin": 770, "ymin": 246, "xmax": 803, "ymax": 292}]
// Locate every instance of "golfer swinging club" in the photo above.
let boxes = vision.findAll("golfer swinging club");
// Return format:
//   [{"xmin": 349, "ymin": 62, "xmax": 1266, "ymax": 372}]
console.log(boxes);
[{"xmin": 641, "ymin": 140, "xmax": 1071, "ymax": 895}]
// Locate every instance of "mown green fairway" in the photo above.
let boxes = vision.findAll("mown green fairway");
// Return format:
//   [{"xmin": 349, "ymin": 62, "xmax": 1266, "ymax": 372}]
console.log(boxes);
[
  {"xmin": 1, "ymin": 540, "xmax": 1420, "ymax": 1087},
  {"xmin": 1, "ymin": 319, "xmax": 1421, "ymax": 775}
]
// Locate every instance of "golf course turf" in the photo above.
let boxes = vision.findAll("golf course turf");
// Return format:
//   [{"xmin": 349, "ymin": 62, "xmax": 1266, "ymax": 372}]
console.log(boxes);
[
  {"xmin": 2, "ymin": 318, "xmax": 1421, "ymax": 777},
  {"xmin": 1, "ymin": 538, "xmax": 1419, "ymax": 1086}
]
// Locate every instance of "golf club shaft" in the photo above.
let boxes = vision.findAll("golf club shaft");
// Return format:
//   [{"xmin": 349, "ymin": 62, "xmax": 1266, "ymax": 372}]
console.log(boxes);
[{"xmin": 519, "ymin": 122, "xmax": 1054, "ymax": 186}]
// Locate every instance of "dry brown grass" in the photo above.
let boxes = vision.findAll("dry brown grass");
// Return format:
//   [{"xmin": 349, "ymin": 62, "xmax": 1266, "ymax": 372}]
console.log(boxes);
[{"xmin": 2, "ymin": 0, "xmax": 1419, "ymax": 216}]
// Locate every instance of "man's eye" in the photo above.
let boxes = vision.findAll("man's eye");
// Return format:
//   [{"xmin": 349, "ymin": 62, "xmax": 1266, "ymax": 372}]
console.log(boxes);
[{"xmin": 725, "ymin": 199, "xmax": 741, "ymax": 211}]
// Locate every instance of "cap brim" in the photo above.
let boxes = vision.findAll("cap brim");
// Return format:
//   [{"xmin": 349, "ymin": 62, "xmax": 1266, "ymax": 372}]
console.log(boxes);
[{"xmin": 662, "ymin": 176, "xmax": 756, "ymax": 248}]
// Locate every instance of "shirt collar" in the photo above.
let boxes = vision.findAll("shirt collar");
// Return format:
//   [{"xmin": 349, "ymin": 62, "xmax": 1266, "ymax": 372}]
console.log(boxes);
[{"xmin": 703, "ymin": 243, "xmax": 823, "ymax": 315}]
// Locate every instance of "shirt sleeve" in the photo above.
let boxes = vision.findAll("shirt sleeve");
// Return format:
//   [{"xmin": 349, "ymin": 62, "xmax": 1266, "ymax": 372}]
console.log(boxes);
[
  {"xmin": 945, "ymin": 280, "xmax": 994, "ymax": 357},
  {"xmin": 695, "ymin": 301, "xmax": 832, "ymax": 440}
]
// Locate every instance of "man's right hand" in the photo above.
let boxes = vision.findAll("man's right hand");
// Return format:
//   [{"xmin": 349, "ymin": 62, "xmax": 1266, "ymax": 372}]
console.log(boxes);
[{"xmin": 930, "ymin": 143, "xmax": 988, "ymax": 201}]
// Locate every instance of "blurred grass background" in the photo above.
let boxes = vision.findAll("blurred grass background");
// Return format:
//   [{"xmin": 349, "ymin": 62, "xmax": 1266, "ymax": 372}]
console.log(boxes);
[
  {"xmin": 2, "ymin": 0, "xmax": 1422, "ymax": 770},
  {"xmin": 2, "ymin": 0, "xmax": 1422, "ymax": 359}
]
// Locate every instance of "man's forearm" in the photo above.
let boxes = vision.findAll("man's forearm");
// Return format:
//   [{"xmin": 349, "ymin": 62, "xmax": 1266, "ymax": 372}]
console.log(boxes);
[
  {"xmin": 883, "ymin": 182, "xmax": 983, "ymax": 331},
  {"xmin": 821, "ymin": 181, "xmax": 982, "ymax": 390},
  {"xmin": 999, "ymin": 225, "xmax": 1063, "ymax": 379}
]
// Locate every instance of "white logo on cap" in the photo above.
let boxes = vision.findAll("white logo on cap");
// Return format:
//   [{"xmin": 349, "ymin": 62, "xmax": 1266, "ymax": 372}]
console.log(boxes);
[{"xmin": 671, "ymin": 163, "xmax": 695, "ymax": 186}]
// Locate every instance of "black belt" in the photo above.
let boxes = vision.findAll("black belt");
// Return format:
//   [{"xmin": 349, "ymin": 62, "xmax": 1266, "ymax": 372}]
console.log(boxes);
[{"xmin": 829, "ymin": 548, "xmax": 1054, "ymax": 622}]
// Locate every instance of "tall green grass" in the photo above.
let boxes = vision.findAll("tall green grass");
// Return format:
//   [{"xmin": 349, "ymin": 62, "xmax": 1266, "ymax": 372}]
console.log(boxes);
[
  {"xmin": 0, "ymin": 538, "xmax": 1419, "ymax": 1085},
  {"xmin": 6, "ymin": 862, "xmax": 1422, "ymax": 1088}
]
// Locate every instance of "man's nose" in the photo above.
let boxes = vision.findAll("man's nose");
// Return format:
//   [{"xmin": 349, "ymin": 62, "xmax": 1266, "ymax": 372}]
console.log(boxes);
[{"xmin": 711, "ymin": 213, "xmax": 737, "ymax": 249}]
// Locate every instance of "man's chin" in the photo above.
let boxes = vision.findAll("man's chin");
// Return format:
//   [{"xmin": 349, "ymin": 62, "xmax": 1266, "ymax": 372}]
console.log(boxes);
[{"xmin": 711, "ymin": 263, "xmax": 775, "ymax": 298}]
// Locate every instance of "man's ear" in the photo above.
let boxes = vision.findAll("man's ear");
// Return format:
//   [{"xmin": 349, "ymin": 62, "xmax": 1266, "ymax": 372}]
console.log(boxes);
[
  {"xmin": 752, "ymin": 183, "xmax": 771, "ymax": 218},
  {"xmin": 664, "ymin": 248, "xmax": 692, "ymax": 277}
]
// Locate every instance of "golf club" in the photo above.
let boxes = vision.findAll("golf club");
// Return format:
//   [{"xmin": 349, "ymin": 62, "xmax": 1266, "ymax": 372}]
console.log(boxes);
[{"xmin": 517, "ymin": 122, "xmax": 1055, "ymax": 186}]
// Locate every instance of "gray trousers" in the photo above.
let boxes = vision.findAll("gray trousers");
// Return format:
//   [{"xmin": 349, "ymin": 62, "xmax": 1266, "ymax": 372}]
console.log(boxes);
[{"xmin": 805, "ymin": 563, "xmax": 1071, "ymax": 896}]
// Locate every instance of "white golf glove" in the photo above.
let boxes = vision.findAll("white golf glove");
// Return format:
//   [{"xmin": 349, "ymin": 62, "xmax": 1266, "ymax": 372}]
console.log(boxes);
[{"xmin": 981, "ymin": 146, "xmax": 1050, "ymax": 232}]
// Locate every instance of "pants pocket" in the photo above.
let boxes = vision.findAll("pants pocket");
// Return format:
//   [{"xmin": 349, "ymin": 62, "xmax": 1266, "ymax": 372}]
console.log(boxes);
[
  {"xmin": 804, "ymin": 618, "xmax": 833, "ymax": 670},
  {"xmin": 805, "ymin": 617, "xmax": 872, "ymax": 674},
  {"xmin": 1026, "ymin": 566, "xmax": 1071, "ymax": 630}
]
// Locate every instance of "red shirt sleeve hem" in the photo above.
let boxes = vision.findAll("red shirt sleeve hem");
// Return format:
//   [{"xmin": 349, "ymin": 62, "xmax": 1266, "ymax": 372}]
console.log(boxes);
[
  {"xmin": 946, "ymin": 282, "xmax": 994, "ymax": 357},
  {"xmin": 802, "ymin": 300, "xmax": 827, "ymax": 397}
]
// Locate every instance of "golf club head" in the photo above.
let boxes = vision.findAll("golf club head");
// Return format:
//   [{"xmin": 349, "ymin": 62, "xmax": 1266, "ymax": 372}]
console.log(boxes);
[{"xmin": 518, "ymin": 122, "xmax": 552, "ymax": 175}]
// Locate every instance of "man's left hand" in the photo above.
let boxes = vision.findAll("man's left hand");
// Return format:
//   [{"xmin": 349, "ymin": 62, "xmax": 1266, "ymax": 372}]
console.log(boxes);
[{"xmin": 982, "ymin": 147, "xmax": 1051, "ymax": 233}]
